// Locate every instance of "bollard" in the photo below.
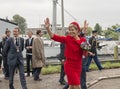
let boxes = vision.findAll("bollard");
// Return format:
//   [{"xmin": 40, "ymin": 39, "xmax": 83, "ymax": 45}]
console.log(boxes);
[{"xmin": 114, "ymin": 46, "xmax": 118, "ymax": 60}]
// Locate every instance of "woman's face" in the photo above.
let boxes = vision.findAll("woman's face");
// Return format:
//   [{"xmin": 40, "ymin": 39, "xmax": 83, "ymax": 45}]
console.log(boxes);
[{"xmin": 69, "ymin": 25, "xmax": 78, "ymax": 37}]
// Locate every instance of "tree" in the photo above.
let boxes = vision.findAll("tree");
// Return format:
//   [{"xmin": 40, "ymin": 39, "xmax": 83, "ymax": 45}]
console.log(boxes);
[
  {"xmin": 111, "ymin": 24, "xmax": 120, "ymax": 31},
  {"xmin": 12, "ymin": 14, "xmax": 27, "ymax": 34},
  {"xmin": 105, "ymin": 31, "xmax": 118, "ymax": 40},
  {"xmin": 104, "ymin": 26, "xmax": 119, "ymax": 40},
  {"xmin": 86, "ymin": 27, "xmax": 93, "ymax": 36},
  {"xmin": 94, "ymin": 23, "xmax": 102, "ymax": 35}
]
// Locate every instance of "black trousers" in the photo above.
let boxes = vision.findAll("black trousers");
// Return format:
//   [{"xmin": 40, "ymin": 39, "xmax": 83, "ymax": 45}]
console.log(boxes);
[
  {"xmin": 26, "ymin": 55, "xmax": 33, "ymax": 75},
  {"xmin": 59, "ymin": 63, "xmax": 65, "ymax": 82},
  {"xmin": 9, "ymin": 59, "xmax": 27, "ymax": 89},
  {"xmin": 3, "ymin": 56, "xmax": 9, "ymax": 77},
  {"xmin": 81, "ymin": 58, "xmax": 88, "ymax": 89},
  {"xmin": 34, "ymin": 67, "xmax": 42, "ymax": 80},
  {"xmin": 0, "ymin": 55, "xmax": 2, "ymax": 68}
]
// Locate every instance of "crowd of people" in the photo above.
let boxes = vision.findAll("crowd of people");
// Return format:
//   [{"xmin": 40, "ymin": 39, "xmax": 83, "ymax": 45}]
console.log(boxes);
[
  {"xmin": 0, "ymin": 18, "xmax": 103, "ymax": 89},
  {"xmin": 0, "ymin": 28, "xmax": 45, "ymax": 89}
]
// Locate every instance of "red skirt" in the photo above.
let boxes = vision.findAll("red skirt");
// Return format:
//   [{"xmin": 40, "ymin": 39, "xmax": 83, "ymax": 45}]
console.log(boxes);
[{"xmin": 64, "ymin": 58, "xmax": 82, "ymax": 85}]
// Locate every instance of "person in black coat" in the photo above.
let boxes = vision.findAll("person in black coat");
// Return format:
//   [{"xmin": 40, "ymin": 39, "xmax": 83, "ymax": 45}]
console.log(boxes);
[
  {"xmin": 86, "ymin": 30, "xmax": 103, "ymax": 72},
  {"xmin": 25, "ymin": 31, "xmax": 34, "ymax": 77},
  {"xmin": 2, "ymin": 29, "xmax": 11, "ymax": 80},
  {"xmin": 58, "ymin": 43, "xmax": 66, "ymax": 85},
  {"xmin": 0, "ymin": 41, "xmax": 2, "ymax": 69},
  {"xmin": 0, "ymin": 42, "xmax": 2, "ymax": 82}
]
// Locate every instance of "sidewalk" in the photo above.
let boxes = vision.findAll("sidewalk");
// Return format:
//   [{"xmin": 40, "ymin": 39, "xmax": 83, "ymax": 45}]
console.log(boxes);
[
  {"xmin": 0, "ymin": 68, "xmax": 120, "ymax": 89},
  {"xmin": 86, "ymin": 68, "xmax": 120, "ymax": 89}
]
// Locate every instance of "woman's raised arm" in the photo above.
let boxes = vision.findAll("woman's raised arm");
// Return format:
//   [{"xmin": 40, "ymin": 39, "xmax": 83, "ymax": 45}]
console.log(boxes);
[
  {"xmin": 82, "ymin": 20, "xmax": 89, "ymax": 34},
  {"xmin": 44, "ymin": 18, "xmax": 54, "ymax": 38}
]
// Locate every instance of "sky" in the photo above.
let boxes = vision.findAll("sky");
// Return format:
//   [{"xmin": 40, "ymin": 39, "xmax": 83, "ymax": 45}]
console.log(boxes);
[{"xmin": 0, "ymin": 0, "xmax": 120, "ymax": 29}]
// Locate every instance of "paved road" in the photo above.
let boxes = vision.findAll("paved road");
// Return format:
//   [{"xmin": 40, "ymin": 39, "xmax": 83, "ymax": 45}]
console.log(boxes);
[
  {"xmin": 89, "ymin": 78, "xmax": 120, "ymax": 89},
  {"xmin": 87, "ymin": 68, "xmax": 120, "ymax": 89},
  {"xmin": 0, "ymin": 68, "xmax": 120, "ymax": 89}
]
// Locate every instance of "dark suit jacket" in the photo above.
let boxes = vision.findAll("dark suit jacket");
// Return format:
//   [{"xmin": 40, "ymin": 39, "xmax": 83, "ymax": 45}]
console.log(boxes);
[
  {"xmin": 1, "ymin": 37, "xmax": 8, "ymax": 55},
  {"xmin": 89, "ymin": 36, "xmax": 97, "ymax": 54},
  {"xmin": 3, "ymin": 37, "xmax": 24, "ymax": 66},
  {"xmin": 25, "ymin": 38, "xmax": 33, "ymax": 53},
  {"xmin": 0, "ymin": 42, "xmax": 2, "ymax": 54},
  {"xmin": 0, "ymin": 42, "xmax": 2, "ymax": 67},
  {"xmin": 58, "ymin": 43, "xmax": 66, "ymax": 61}
]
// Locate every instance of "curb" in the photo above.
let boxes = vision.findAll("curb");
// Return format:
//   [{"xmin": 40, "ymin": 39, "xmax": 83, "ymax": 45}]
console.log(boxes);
[{"xmin": 87, "ymin": 75, "xmax": 120, "ymax": 88}]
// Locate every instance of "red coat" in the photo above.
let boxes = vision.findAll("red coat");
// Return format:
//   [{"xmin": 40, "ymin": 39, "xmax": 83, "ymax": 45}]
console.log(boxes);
[
  {"xmin": 52, "ymin": 34, "xmax": 86, "ymax": 85},
  {"xmin": 52, "ymin": 34, "xmax": 86, "ymax": 60}
]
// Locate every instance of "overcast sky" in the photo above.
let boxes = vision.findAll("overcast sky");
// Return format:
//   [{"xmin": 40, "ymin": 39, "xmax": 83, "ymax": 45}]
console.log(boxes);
[{"xmin": 0, "ymin": 0, "xmax": 120, "ymax": 29}]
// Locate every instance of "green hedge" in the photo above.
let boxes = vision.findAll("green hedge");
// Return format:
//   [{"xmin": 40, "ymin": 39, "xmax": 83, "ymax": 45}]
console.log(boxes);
[
  {"xmin": 41, "ymin": 65, "xmax": 61, "ymax": 75},
  {"xmin": 90, "ymin": 61, "xmax": 120, "ymax": 70},
  {"xmin": 41, "ymin": 62, "xmax": 120, "ymax": 75}
]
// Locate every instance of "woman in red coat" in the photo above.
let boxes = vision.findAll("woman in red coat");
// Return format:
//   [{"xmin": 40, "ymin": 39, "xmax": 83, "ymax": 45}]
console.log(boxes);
[{"xmin": 44, "ymin": 18, "xmax": 87, "ymax": 89}]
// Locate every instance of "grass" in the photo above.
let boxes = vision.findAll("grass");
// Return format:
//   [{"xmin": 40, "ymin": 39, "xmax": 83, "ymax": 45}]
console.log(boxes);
[
  {"xmin": 41, "ymin": 65, "xmax": 61, "ymax": 75},
  {"xmin": 41, "ymin": 61, "xmax": 120, "ymax": 75},
  {"xmin": 90, "ymin": 61, "xmax": 120, "ymax": 70}
]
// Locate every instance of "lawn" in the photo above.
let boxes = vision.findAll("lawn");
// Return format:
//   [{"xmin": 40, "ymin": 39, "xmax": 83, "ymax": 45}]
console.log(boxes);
[{"xmin": 41, "ymin": 61, "xmax": 120, "ymax": 75}]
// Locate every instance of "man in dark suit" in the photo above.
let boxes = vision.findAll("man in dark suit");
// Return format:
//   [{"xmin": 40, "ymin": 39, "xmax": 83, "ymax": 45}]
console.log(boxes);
[
  {"xmin": 58, "ymin": 43, "xmax": 66, "ymax": 85},
  {"xmin": 3, "ymin": 27, "xmax": 27, "ymax": 89},
  {"xmin": 0, "ymin": 40, "xmax": 3, "ymax": 69},
  {"xmin": 2, "ymin": 29, "xmax": 11, "ymax": 80},
  {"xmin": 0, "ymin": 41, "xmax": 3, "ymax": 82},
  {"xmin": 25, "ymin": 31, "xmax": 34, "ymax": 77}
]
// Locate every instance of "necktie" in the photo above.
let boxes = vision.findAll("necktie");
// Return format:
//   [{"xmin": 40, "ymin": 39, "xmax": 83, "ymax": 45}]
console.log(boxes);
[{"xmin": 16, "ymin": 38, "xmax": 19, "ymax": 46}]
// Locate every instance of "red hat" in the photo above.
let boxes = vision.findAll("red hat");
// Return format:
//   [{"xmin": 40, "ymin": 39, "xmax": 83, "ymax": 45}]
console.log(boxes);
[{"xmin": 69, "ymin": 22, "xmax": 81, "ymax": 32}]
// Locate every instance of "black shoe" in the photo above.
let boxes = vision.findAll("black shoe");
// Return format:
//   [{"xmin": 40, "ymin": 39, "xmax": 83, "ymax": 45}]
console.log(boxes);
[
  {"xmin": 59, "ymin": 80, "xmax": 67, "ymax": 85},
  {"xmin": 34, "ymin": 78, "xmax": 42, "ymax": 81},
  {"xmin": 9, "ymin": 85, "xmax": 14, "ymax": 89},
  {"xmin": 99, "ymin": 67, "xmax": 104, "ymax": 71},
  {"xmin": 86, "ymin": 70, "xmax": 89, "ymax": 72},
  {"xmin": 63, "ymin": 84, "xmax": 69, "ymax": 89}
]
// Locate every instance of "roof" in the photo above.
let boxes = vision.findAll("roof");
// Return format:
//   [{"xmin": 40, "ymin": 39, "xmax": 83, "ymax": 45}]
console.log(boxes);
[{"xmin": 0, "ymin": 18, "xmax": 18, "ymax": 25}]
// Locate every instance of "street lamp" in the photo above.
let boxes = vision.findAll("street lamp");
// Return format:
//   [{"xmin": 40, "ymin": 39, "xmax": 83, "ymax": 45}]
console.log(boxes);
[
  {"xmin": 52, "ymin": 0, "xmax": 58, "ymax": 33},
  {"xmin": 61, "ymin": 0, "xmax": 65, "ymax": 34}
]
